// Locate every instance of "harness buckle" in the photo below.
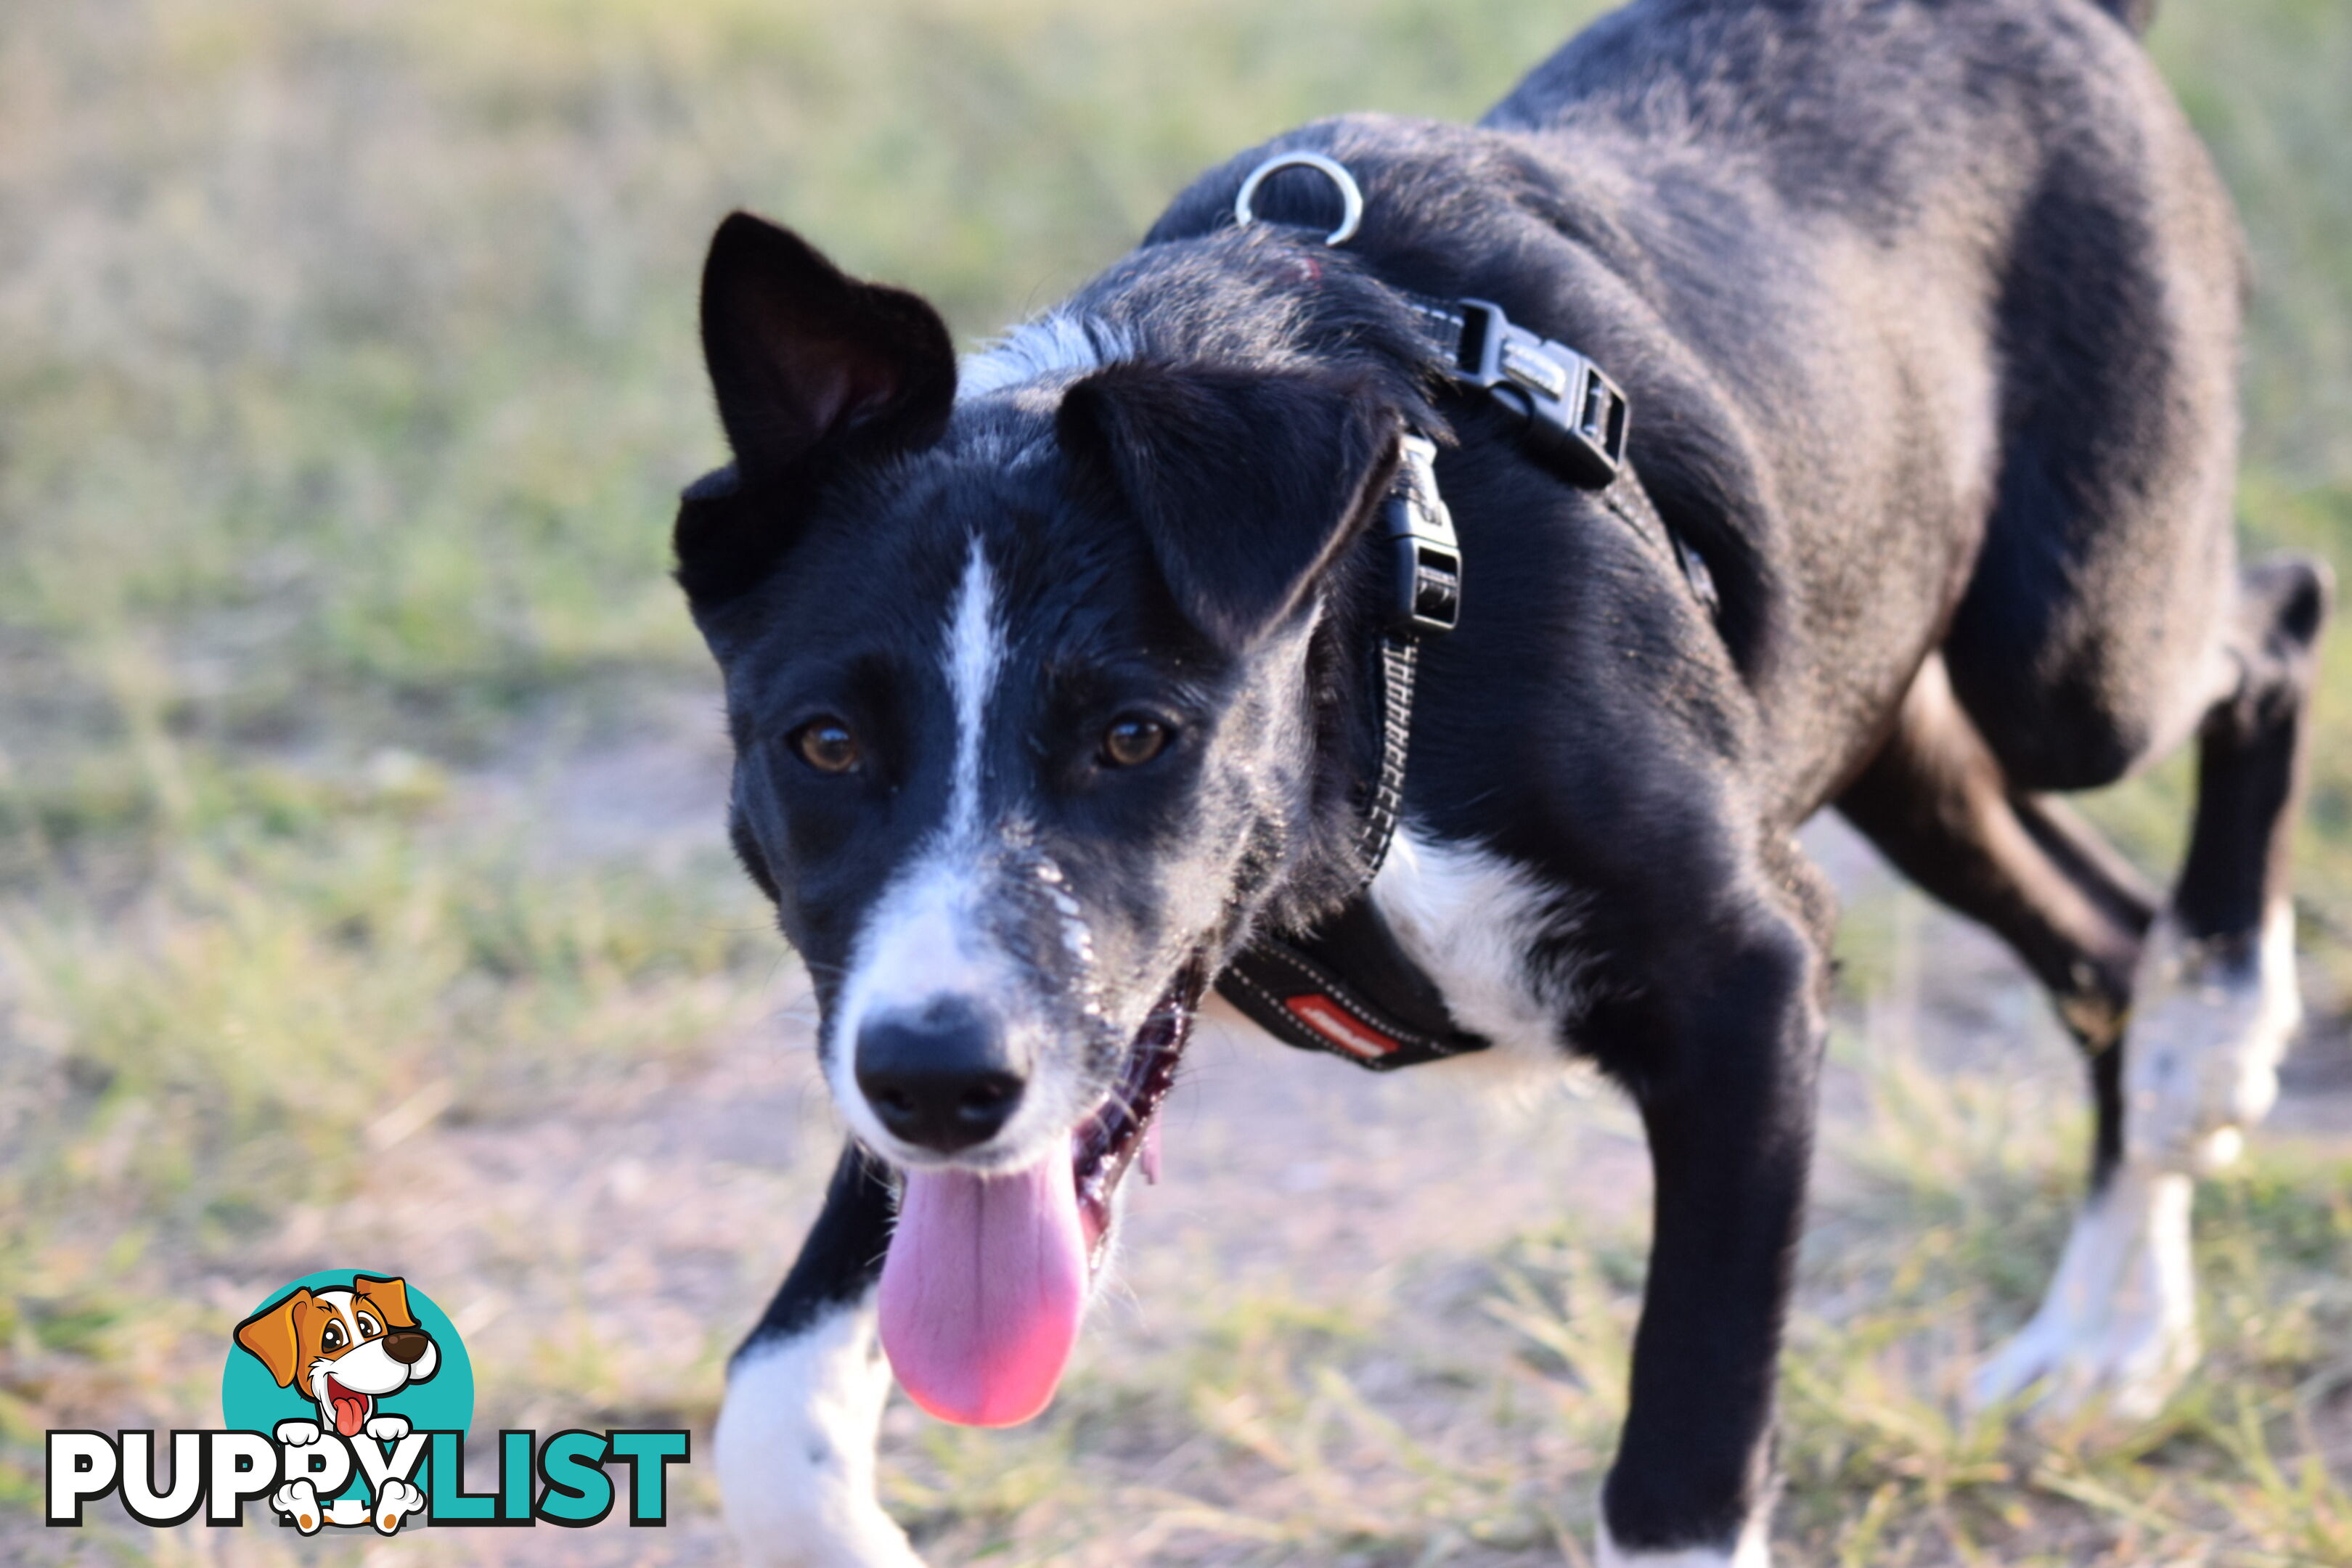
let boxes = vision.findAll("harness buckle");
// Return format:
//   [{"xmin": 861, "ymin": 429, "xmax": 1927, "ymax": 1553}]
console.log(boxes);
[
  {"xmin": 1455, "ymin": 298, "xmax": 1629, "ymax": 489},
  {"xmin": 1382, "ymin": 434, "xmax": 1461, "ymax": 636}
]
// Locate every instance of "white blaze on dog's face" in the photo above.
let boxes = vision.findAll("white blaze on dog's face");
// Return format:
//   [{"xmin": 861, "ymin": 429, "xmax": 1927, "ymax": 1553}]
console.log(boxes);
[
  {"xmin": 233, "ymin": 1275, "xmax": 440, "ymax": 1439},
  {"xmin": 717, "ymin": 468, "xmax": 1341, "ymax": 1179},
  {"xmin": 820, "ymin": 540, "xmax": 1095, "ymax": 1169},
  {"xmin": 813, "ymin": 537, "xmax": 1328, "ymax": 1175},
  {"xmin": 680, "ymin": 213, "xmax": 1410, "ymax": 1425}
]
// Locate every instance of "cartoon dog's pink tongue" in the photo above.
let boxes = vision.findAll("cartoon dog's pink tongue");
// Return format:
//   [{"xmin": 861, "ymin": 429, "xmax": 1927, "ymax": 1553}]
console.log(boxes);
[
  {"xmin": 878, "ymin": 1156, "xmax": 1087, "ymax": 1427},
  {"xmin": 325, "ymin": 1377, "xmax": 369, "ymax": 1437}
]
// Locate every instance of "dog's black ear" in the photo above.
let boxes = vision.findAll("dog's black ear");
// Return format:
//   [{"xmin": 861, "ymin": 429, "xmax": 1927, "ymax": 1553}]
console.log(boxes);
[
  {"xmin": 1057, "ymin": 364, "xmax": 1402, "ymax": 649},
  {"xmin": 700, "ymin": 211, "xmax": 956, "ymax": 479},
  {"xmin": 681, "ymin": 212, "xmax": 957, "ymax": 607}
]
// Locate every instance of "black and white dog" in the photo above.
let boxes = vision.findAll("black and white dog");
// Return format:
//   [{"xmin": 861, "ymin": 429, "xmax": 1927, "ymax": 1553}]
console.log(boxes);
[{"xmin": 678, "ymin": 1, "xmax": 2327, "ymax": 1561}]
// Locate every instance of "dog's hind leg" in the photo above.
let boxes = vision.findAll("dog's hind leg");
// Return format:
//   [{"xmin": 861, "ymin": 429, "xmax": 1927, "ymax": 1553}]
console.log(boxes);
[
  {"xmin": 2116, "ymin": 560, "xmax": 2329, "ymax": 1177},
  {"xmin": 1997, "ymin": 562, "xmax": 2326, "ymax": 1419},
  {"xmin": 2033, "ymin": 558, "xmax": 2325, "ymax": 1419},
  {"xmin": 716, "ymin": 1143, "xmax": 923, "ymax": 1568},
  {"xmin": 1837, "ymin": 655, "xmax": 2188, "ymax": 1415},
  {"xmin": 1839, "ymin": 653, "xmax": 2158, "ymax": 1059},
  {"xmin": 1852, "ymin": 555, "xmax": 2329, "ymax": 1418}
]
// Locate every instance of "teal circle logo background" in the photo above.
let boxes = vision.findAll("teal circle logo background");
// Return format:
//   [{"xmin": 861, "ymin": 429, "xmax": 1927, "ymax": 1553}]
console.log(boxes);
[{"xmin": 221, "ymin": 1267, "xmax": 475, "ymax": 1498}]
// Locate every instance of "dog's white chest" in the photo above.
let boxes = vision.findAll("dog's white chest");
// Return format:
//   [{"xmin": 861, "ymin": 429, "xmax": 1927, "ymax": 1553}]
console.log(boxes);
[{"xmin": 1368, "ymin": 828, "xmax": 1587, "ymax": 1069}]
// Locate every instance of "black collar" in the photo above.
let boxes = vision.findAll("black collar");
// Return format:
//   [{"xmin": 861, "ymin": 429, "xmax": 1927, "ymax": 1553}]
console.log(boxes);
[{"xmin": 1213, "ymin": 293, "xmax": 1718, "ymax": 1071}]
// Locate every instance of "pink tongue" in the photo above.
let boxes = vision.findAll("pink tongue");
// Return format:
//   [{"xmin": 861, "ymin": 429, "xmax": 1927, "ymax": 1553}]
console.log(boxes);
[
  {"xmin": 878, "ymin": 1156, "xmax": 1087, "ymax": 1427},
  {"xmin": 332, "ymin": 1394, "xmax": 366, "ymax": 1437}
]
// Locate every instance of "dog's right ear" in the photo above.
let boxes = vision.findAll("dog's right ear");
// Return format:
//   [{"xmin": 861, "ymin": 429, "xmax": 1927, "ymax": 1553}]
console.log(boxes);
[
  {"xmin": 680, "ymin": 212, "xmax": 957, "ymax": 608},
  {"xmin": 234, "ymin": 1289, "xmax": 310, "ymax": 1389},
  {"xmin": 1058, "ymin": 362, "xmax": 1402, "ymax": 651}
]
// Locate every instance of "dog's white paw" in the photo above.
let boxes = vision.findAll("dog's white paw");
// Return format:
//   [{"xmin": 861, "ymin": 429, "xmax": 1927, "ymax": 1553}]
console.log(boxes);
[
  {"xmin": 1971, "ymin": 1167, "xmax": 2199, "ymax": 1422},
  {"xmin": 272, "ymin": 1479, "xmax": 323, "ymax": 1535},
  {"xmin": 364, "ymin": 1413, "xmax": 412, "ymax": 1443},
  {"xmin": 1597, "ymin": 1515, "xmax": 1771, "ymax": 1566},
  {"xmin": 2123, "ymin": 906, "xmax": 2299, "ymax": 1174},
  {"xmin": 718, "ymin": 1304, "xmax": 926, "ymax": 1568},
  {"xmin": 273, "ymin": 1418, "xmax": 350, "ymax": 1498},
  {"xmin": 372, "ymin": 1477, "xmax": 425, "ymax": 1535}
]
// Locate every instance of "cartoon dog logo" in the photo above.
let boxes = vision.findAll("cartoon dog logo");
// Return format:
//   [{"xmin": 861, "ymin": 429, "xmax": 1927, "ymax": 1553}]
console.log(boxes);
[{"xmin": 233, "ymin": 1274, "xmax": 436, "ymax": 1532}]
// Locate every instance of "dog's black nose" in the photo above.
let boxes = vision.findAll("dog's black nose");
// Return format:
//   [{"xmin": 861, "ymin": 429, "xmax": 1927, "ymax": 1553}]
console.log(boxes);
[
  {"xmin": 382, "ymin": 1329, "xmax": 430, "ymax": 1365},
  {"xmin": 854, "ymin": 999, "xmax": 1025, "ymax": 1153}
]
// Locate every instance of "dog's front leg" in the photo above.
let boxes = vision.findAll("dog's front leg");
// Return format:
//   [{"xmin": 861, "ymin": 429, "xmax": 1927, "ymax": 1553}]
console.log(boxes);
[
  {"xmin": 716, "ymin": 1143, "xmax": 920, "ymax": 1568},
  {"xmin": 1599, "ymin": 913, "xmax": 1822, "ymax": 1568}
]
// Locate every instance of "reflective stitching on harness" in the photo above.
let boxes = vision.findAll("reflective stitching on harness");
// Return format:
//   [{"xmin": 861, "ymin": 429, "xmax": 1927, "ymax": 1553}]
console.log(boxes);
[{"xmin": 1357, "ymin": 634, "xmax": 1418, "ymax": 881}]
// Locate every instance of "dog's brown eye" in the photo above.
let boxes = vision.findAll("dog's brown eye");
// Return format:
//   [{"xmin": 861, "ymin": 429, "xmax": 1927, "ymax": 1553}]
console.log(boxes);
[
  {"xmin": 791, "ymin": 719, "xmax": 861, "ymax": 775},
  {"xmin": 321, "ymin": 1322, "xmax": 344, "ymax": 1352},
  {"xmin": 1101, "ymin": 716, "xmax": 1170, "ymax": 768},
  {"xmin": 356, "ymin": 1314, "xmax": 381, "ymax": 1339}
]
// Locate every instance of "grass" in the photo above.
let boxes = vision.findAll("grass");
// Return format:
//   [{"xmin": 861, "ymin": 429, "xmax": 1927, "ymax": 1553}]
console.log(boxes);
[
  {"xmin": 2, "ymin": 0, "xmax": 2351, "ymax": 1560},
  {"xmin": 865, "ymin": 1014, "xmax": 2352, "ymax": 1567}
]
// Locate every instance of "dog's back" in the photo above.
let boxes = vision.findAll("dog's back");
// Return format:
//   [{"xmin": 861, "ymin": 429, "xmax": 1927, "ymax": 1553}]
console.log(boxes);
[
  {"xmin": 1495, "ymin": 0, "xmax": 2244, "ymax": 788},
  {"xmin": 1144, "ymin": 0, "xmax": 2239, "ymax": 812}
]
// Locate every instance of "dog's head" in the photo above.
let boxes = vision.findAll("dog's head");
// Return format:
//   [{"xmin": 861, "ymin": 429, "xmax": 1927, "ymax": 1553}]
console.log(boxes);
[
  {"xmin": 234, "ymin": 1275, "xmax": 439, "ymax": 1438},
  {"xmin": 681, "ymin": 212, "xmax": 1409, "ymax": 1424}
]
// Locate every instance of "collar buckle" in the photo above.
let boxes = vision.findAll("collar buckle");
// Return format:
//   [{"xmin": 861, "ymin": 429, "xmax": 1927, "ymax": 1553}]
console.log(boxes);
[
  {"xmin": 1454, "ymin": 298, "xmax": 1629, "ymax": 488},
  {"xmin": 1381, "ymin": 435, "xmax": 1461, "ymax": 637}
]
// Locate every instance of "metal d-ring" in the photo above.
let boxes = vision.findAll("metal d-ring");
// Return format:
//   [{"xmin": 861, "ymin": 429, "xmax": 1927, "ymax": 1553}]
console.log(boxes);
[{"xmin": 1233, "ymin": 151, "xmax": 1364, "ymax": 248}]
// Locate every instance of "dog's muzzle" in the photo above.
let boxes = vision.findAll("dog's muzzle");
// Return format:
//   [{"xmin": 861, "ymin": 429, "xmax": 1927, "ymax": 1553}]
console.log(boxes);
[{"xmin": 872, "ymin": 962, "xmax": 1206, "ymax": 1429}]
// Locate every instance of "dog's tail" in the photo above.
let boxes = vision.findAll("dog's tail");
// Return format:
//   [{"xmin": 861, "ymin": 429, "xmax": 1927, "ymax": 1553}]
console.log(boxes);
[{"xmin": 2092, "ymin": 0, "xmax": 2157, "ymax": 36}]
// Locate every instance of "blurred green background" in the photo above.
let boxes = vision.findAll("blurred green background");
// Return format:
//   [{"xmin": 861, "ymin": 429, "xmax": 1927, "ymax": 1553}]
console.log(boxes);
[{"xmin": 1, "ymin": 0, "xmax": 2347, "ymax": 1561}]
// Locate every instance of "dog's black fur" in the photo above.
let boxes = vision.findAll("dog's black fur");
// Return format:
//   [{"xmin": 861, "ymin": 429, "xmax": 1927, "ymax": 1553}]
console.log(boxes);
[{"xmin": 683, "ymin": 0, "xmax": 2327, "ymax": 1556}]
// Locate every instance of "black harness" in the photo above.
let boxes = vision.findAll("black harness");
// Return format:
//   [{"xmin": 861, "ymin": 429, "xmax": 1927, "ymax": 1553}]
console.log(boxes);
[{"xmin": 1212, "ymin": 291, "xmax": 1717, "ymax": 1070}]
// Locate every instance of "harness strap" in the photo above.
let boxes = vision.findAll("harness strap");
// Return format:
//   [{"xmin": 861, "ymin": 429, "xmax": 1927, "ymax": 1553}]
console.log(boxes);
[
  {"xmin": 1601, "ymin": 462, "xmax": 1723, "ymax": 621},
  {"xmin": 1216, "ymin": 290, "xmax": 1715, "ymax": 1072}
]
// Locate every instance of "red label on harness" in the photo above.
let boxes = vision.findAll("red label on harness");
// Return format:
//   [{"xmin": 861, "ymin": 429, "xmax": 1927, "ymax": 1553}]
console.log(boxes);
[{"xmin": 1283, "ymin": 995, "xmax": 1399, "ymax": 1059}]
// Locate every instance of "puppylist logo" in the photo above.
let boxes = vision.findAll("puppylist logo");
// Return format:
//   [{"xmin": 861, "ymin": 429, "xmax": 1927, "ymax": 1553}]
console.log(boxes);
[{"xmin": 46, "ymin": 1269, "xmax": 690, "ymax": 1535}]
